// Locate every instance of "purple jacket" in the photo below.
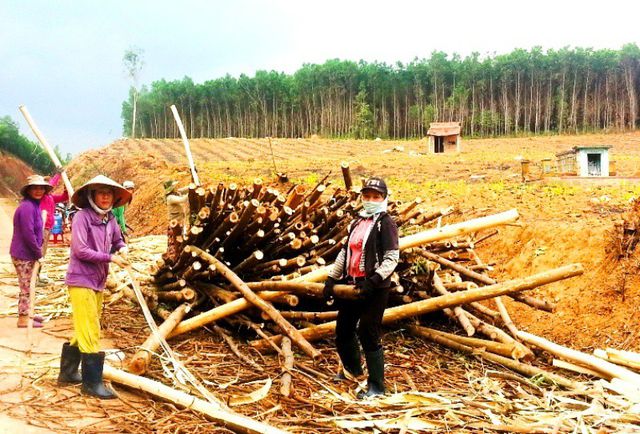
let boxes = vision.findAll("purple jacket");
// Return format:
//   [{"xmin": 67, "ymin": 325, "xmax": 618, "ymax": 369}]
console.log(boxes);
[
  {"xmin": 10, "ymin": 197, "xmax": 43, "ymax": 261},
  {"xmin": 65, "ymin": 208, "xmax": 126, "ymax": 292}
]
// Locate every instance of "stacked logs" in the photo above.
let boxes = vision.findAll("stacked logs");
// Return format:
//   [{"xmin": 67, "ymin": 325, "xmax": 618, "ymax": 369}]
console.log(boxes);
[{"xmin": 131, "ymin": 163, "xmax": 583, "ymax": 385}]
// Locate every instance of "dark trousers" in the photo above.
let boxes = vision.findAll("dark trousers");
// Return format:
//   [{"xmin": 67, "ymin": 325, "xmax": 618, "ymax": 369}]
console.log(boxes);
[{"xmin": 336, "ymin": 287, "xmax": 390, "ymax": 352}]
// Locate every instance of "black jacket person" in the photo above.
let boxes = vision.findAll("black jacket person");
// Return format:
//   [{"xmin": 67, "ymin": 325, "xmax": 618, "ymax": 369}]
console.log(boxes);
[{"xmin": 323, "ymin": 177, "xmax": 399, "ymax": 398}]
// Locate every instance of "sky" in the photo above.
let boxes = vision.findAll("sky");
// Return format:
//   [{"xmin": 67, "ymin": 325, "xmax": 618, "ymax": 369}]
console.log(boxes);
[{"xmin": 1, "ymin": 0, "xmax": 639, "ymax": 156}]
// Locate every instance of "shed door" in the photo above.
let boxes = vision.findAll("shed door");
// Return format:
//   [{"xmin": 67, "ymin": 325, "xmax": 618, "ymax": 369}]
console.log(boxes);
[
  {"xmin": 587, "ymin": 153, "xmax": 601, "ymax": 176},
  {"xmin": 435, "ymin": 136, "xmax": 444, "ymax": 153}
]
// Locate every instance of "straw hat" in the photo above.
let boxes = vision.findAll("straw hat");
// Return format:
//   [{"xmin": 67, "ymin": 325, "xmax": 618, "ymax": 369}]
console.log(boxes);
[
  {"xmin": 163, "ymin": 180, "xmax": 179, "ymax": 195},
  {"xmin": 71, "ymin": 175, "xmax": 132, "ymax": 209},
  {"xmin": 20, "ymin": 175, "xmax": 53, "ymax": 197}
]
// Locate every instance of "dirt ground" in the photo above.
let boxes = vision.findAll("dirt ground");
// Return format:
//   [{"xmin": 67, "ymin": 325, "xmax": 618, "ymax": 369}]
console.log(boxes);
[
  {"xmin": 64, "ymin": 132, "xmax": 640, "ymax": 350},
  {"xmin": 3, "ymin": 132, "xmax": 640, "ymax": 432}
]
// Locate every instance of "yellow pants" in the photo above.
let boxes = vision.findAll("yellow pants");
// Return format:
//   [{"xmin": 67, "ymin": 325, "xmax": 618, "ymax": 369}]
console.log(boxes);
[{"xmin": 68, "ymin": 286, "xmax": 103, "ymax": 354}]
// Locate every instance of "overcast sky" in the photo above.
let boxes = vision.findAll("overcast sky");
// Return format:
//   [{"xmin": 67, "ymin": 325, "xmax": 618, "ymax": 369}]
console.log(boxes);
[{"xmin": 1, "ymin": 0, "xmax": 639, "ymax": 156}]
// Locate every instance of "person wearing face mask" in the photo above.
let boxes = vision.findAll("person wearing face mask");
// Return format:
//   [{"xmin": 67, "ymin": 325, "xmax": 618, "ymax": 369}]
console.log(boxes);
[
  {"xmin": 57, "ymin": 175, "xmax": 131, "ymax": 400},
  {"xmin": 10, "ymin": 175, "xmax": 52, "ymax": 328},
  {"xmin": 323, "ymin": 177, "xmax": 399, "ymax": 398}
]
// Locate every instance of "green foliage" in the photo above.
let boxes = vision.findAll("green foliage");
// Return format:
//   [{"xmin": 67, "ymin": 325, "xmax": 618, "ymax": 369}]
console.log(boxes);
[
  {"xmin": 0, "ymin": 116, "xmax": 69, "ymax": 174},
  {"xmin": 122, "ymin": 44, "xmax": 640, "ymax": 140},
  {"xmin": 353, "ymin": 85, "xmax": 374, "ymax": 139}
]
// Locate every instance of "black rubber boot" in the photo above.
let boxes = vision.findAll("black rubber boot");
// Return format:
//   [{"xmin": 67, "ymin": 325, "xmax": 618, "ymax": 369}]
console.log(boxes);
[
  {"xmin": 81, "ymin": 352, "xmax": 117, "ymax": 399},
  {"xmin": 334, "ymin": 336, "xmax": 363, "ymax": 381},
  {"xmin": 358, "ymin": 348, "xmax": 385, "ymax": 398},
  {"xmin": 57, "ymin": 342, "xmax": 82, "ymax": 385}
]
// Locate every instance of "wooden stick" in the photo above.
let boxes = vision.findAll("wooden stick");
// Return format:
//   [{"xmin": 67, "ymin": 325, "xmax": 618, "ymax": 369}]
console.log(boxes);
[
  {"xmin": 103, "ymin": 366, "xmax": 287, "ymax": 434},
  {"xmin": 292, "ymin": 209, "xmax": 521, "ymax": 283},
  {"xmin": 253, "ymin": 264, "xmax": 584, "ymax": 350},
  {"xmin": 279, "ymin": 337, "xmax": 293, "ymax": 397},
  {"xmin": 170, "ymin": 104, "xmax": 200, "ymax": 186},
  {"xmin": 128, "ymin": 303, "xmax": 191, "ymax": 375},
  {"xmin": 186, "ymin": 245, "xmax": 321, "ymax": 359},
  {"xmin": 27, "ymin": 261, "xmax": 41, "ymax": 356},
  {"xmin": 411, "ymin": 328, "xmax": 579, "ymax": 389},
  {"xmin": 18, "ymin": 106, "xmax": 74, "ymax": 196},
  {"xmin": 432, "ymin": 273, "xmax": 475, "ymax": 336},
  {"xmin": 594, "ymin": 348, "xmax": 640, "ymax": 371},
  {"xmin": 517, "ymin": 330, "xmax": 640, "ymax": 386},
  {"xmin": 410, "ymin": 326, "xmax": 521, "ymax": 359}
]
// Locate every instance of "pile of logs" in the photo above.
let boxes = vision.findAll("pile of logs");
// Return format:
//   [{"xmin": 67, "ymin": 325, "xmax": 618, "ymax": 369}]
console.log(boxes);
[{"xmin": 131, "ymin": 163, "xmax": 584, "ymax": 385}]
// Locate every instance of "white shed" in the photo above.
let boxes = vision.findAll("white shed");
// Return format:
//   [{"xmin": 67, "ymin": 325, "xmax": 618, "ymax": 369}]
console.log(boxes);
[{"xmin": 555, "ymin": 146, "xmax": 611, "ymax": 177}]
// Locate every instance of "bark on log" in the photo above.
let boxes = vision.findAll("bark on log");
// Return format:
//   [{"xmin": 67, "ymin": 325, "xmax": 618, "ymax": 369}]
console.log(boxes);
[
  {"xmin": 340, "ymin": 161, "xmax": 352, "ymax": 190},
  {"xmin": 103, "ymin": 366, "xmax": 287, "ymax": 434},
  {"xmin": 594, "ymin": 348, "xmax": 640, "ymax": 371},
  {"xmin": 186, "ymin": 245, "xmax": 321, "ymax": 359},
  {"xmin": 432, "ymin": 273, "xmax": 475, "ymax": 336},
  {"xmin": 254, "ymin": 264, "xmax": 583, "ymax": 350},
  {"xmin": 246, "ymin": 281, "xmax": 361, "ymax": 299}
]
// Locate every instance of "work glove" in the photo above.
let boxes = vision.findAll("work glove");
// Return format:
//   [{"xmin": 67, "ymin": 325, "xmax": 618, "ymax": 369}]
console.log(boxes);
[
  {"xmin": 110, "ymin": 253, "xmax": 130, "ymax": 268},
  {"xmin": 356, "ymin": 274, "xmax": 383, "ymax": 298},
  {"xmin": 323, "ymin": 277, "xmax": 337, "ymax": 304}
]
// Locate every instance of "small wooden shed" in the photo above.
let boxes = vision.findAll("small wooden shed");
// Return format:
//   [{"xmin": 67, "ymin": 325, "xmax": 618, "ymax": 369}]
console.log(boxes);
[
  {"xmin": 427, "ymin": 122, "xmax": 461, "ymax": 153},
  {"xmin": 556, "ymin": 145, "xmax": 612, "ymax": 177}
]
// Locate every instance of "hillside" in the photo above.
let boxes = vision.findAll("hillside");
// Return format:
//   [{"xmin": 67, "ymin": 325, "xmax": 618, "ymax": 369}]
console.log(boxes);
[{"xmin": 0, "ymin": 150, "xmax": 36, "ymax": 198}]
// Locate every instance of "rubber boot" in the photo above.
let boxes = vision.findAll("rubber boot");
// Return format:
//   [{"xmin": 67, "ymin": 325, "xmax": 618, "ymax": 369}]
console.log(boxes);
[
  {"xmin": 81, "ymin": 352, "xmax": 117, "ymax": 399},
  {"xmin": 358, "ymin": 348, "xmax": 385, "ymax": 398},
  {"xmin": 334, "ymin": 336, "xmax": 363, "ymax": 381},
  {"xmin": 57, "ymin": 343, "xmax": 82, "ymax": 385}
]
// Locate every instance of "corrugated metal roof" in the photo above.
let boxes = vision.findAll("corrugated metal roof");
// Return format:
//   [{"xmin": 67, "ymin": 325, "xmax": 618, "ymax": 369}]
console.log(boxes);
[{"xmin": 427, "ymin": 122, "xmax": 461, "ymax": 136}]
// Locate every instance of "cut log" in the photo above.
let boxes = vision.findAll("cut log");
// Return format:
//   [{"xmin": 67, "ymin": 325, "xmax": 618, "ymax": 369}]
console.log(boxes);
[
  {"xmin": 516, "ymin": 330, "xmax": 640, "ymax": 386},
  {"xmin": 410, "ymin": 327, "xmax": 579, "ymax": 389},
  {"xmin": 293, "ymin": 209, "xmax": 521, "ymax": 283},
  {"xmin": 186, "ymin": 245, "xmax": 321, "ymax": 359},
  {"xmin": 103, "ymin": 366, "xmax": 287, "ymax": 434},
  {"xmin": 594, "ymin": 348, "xmax": 640, "ymax": 371},
  {"xmin": 410, "ymin": 326, "xmax": 522, "ymax": 359},
  {"xmin": 279, "ymin": 337, "xmax": 293, "ymax": 397},
  {"xmin": 128, "ymin": 303, "xmax": 191, "ymax": 375},
  {"xmin": 253, "ymin": 264, "xmax": 584, "ymax": 350}
]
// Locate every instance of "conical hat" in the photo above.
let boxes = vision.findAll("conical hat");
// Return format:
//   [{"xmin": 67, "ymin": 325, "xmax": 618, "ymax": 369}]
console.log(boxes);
[
  {"xmin": 20, "ymin": 174, "xmax": 53, "ymax": 197},
  {"xmin": 71, "ymin": 175, "xmax": 132, "ymax": 209}
]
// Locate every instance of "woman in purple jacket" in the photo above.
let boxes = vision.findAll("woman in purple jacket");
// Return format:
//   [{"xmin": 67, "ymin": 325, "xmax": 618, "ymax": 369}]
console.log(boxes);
[
  {"xmin": 10, "ymin": 175, "xmax": 52, "ymax": 328},
  {"xmin": 57, "ymin": 175, "xmax": 131, "ymax": 400}
]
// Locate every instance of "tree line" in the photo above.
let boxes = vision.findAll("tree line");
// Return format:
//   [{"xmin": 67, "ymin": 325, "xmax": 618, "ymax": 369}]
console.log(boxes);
[
  {"xmin": 122, "ymin": 44, "xmax": 640, "ymax": 140},
  {"xmin": 0, "ymin": 116, "xmax": 70, "ymax": 174}
]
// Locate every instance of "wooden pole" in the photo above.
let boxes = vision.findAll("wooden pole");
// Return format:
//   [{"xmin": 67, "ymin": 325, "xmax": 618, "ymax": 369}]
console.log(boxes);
[
  {"xmin": 410, "ymin": 326, "xmax": 520, "ymax": 359},
  {"xmin": 170, "ymin": 104, "xmax": 200, "ymax": 186},
  {"xmin": 186, "ymin": 245, "xmax": 321, "ymax": 359},
  {"xmin": 252, "ymin": 264, "xmax": 584, "ymax": 350},
  {"xmin": 18, "ymin": 106, "xmax": 74, "ymax": 196},
  {"xmin": 292, "ymin": 209, "xmax": 521, "ymax": 283},
  {"xmin": 128, "ymin": 303, "xmax": 191, "ymax": 375},
  {"xmin": 103, "ymin": 366, "xmax": 287, "ymax": 434},
  {"xmin": 279, "ymin": 337, "xmax": 293, "ymax": 397},
  {"xmin": 517, "ymin": 331, "xmax": 640, "ymax": 386},
  {"xmin": 27, "ymin": 261, "xmax": 41, "ymax": 356},
  {"xmin": 410, "ymin": 327, "xmax": 578, "ymax": 389}
]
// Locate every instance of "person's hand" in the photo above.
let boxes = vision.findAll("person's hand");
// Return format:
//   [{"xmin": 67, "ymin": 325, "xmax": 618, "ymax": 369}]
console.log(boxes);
[
  {"xmin": 118, "ymin": 247, "xmax": 129, "ymax": 261},
  {"xmin": 356, "ymin": 274, "xmax": 382, "ymax": 298},
  {"xmin": 323, "ymin": 277, "xmax": 336, "ymax": 299},
  {"xmin": 111, "ymin": 253, "xmax": 130, "ymax": 268}
]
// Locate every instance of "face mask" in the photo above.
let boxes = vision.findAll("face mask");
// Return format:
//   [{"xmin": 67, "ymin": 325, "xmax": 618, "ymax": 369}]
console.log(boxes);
[{"xmin": 361, "ymin": 198, "xmax": 388, "ymax": 217}]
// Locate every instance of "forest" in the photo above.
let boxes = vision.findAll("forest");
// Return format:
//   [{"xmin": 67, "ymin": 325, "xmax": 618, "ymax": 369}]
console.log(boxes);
[
  {"xmin": 122, "ymin": 45, "xmax": 640, "ymax": 140},
  {"xmin": 0, "ymin": 116, "xmax": 69, "ymax": 174}
]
